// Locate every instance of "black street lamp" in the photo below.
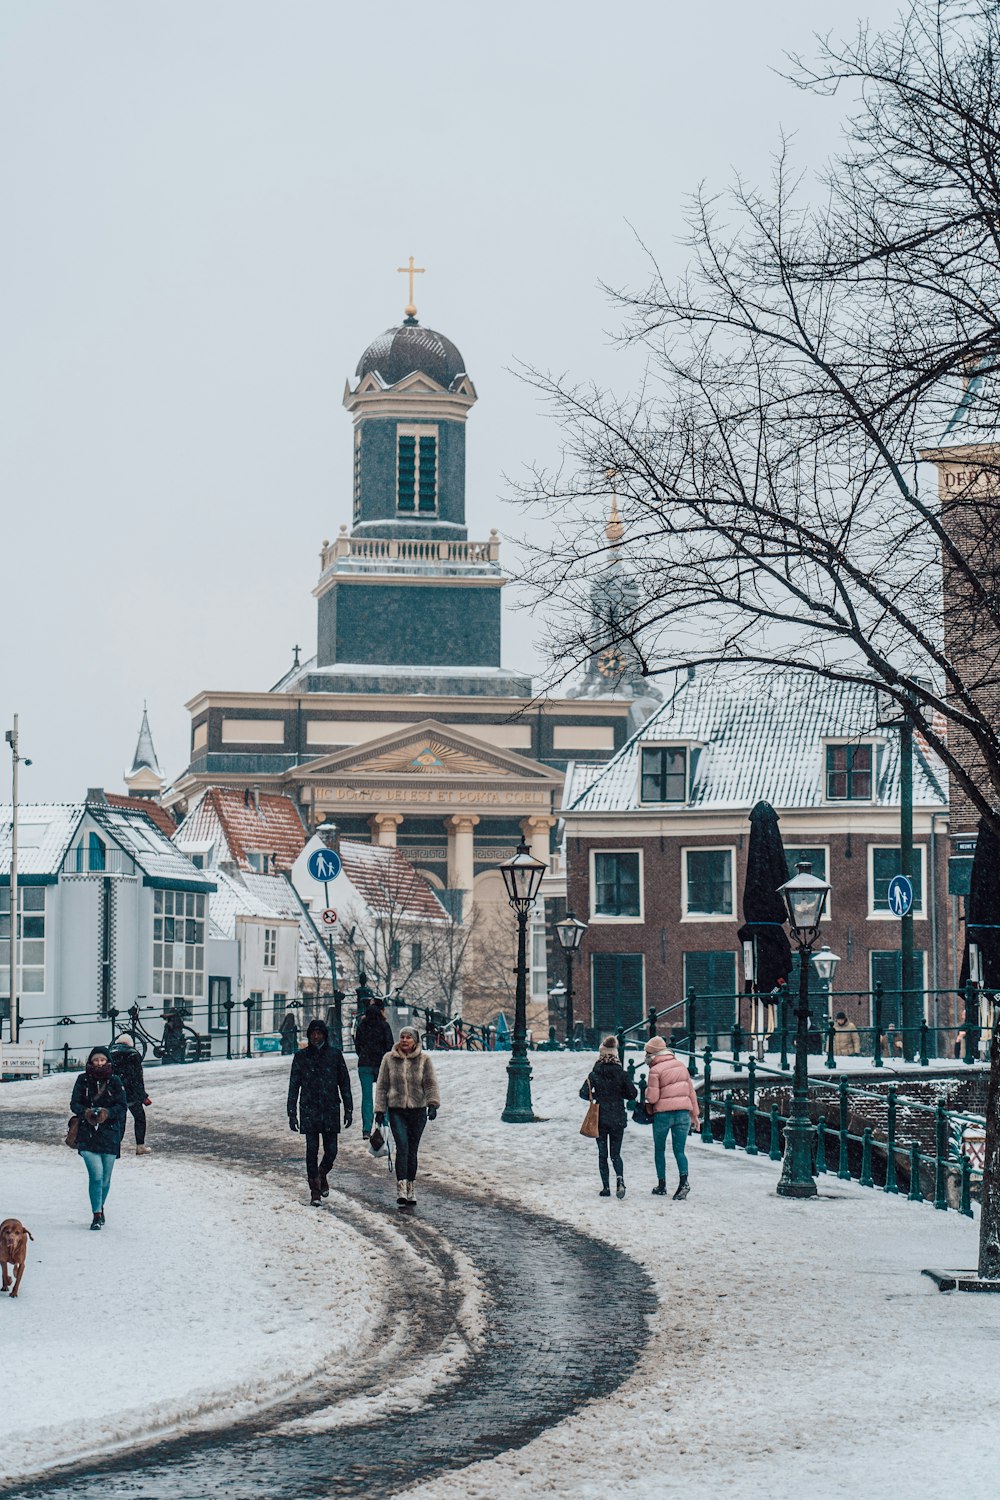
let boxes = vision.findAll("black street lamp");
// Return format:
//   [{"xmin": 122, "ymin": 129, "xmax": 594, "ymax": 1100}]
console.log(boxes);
[
  {"xmin": 775, "ymin": 861, "xmax": 832, "ymax": 1198},
  {"xmin": 554, "ymin": 912, "xmax": 588, "ymax": 1047},
  {"xmin": 499, "ymin": 839, "xmax": 547, "ymax": 1123},
  {"xmin": 243, "ymin": 996, "xmax": 254, "ymax": 1059},
  {"xmin": 223, "ymin": 997, "xmax": 236, "ymax": 1061}
]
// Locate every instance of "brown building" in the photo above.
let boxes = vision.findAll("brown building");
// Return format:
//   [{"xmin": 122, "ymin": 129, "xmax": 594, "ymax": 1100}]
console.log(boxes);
[{"xmin": 562, "ymin": 668, "xmax": 954, "ymax": 1048}]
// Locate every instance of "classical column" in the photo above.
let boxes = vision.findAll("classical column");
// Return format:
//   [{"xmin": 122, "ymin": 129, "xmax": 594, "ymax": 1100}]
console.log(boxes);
[
  {"xmin": 370, "ymin": 813, "xmax": 403, "ymax": 848},
  {"xmin": 446, "ymin": 815, "xmax": 480, "ymax": 896},
  {"xmin": 520, "ymin": 815, "xmax": 556, "ymax": 865}
]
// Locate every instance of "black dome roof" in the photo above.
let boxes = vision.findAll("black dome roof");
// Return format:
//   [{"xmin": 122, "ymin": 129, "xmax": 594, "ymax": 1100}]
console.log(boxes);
[{"xmin": 356, "ymin": 319, "xmax": 467, "ymax": 389}]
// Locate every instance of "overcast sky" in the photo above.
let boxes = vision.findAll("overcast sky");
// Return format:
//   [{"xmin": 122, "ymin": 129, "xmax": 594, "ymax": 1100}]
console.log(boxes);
[{"xmin": 0, "ymin": 1, "xmax": 901, "ymax": 800}]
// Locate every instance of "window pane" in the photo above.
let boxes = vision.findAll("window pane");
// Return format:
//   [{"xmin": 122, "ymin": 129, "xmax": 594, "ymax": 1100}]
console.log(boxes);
[
  {"xmin": 21, "ymin": 941, "xmax": 44, "ymax": 965},
  {"xmin": 22, "ymin": 968, "xmax": 44, "ymax": 992},
  {"xmin": 22, "ymin": 888, "xmax": 45, "ymax": 911},
  {"xmin": 22, "ymin": 915, "xmax": 44, "ymax": 939},
  {"xmin": 640, "ymin": 747, "xmax": 686, "ymax": 803},
  {"xmin": 594, "ymin": 852, "xmax": 641, "ymax": 916},
  {"xmin": 686, "ymin": 850, "xmax": 733, "ymax": 915},
  {"xmin": 785, "ymin": 847, "xmax": 827, "ymax": 882}
]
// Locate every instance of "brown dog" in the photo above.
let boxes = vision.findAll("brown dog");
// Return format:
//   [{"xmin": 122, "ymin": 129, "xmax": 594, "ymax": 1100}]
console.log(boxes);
[{"xmin": 0, "ymin": 1219, "xmax": 34, "ymax": 1298}]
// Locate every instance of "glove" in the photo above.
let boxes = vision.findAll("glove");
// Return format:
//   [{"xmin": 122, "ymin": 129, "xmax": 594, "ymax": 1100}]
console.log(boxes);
[
  {"xmin": 84, "ymin": 1109, "xmax": 99, "ymax": 1126},
  {"xmin": 97, "ymin": 1108, "xmax": 109, "ymax": 1125},
  {"xmin": 427, "ymin": 1106, "xmax": 438, "ymax": 1121},
  {"xmin": 288, "ymin": 1113, "xmax": 299, "ymax": 1133},
  {"xmin": 143, "ymin": 1096, "xmax": 152, "ymax": 1107},
  {"xmin": 375, "ymin": 1112, "xmax": 386, "ymax": 1127},
  {"xmin": 343, "ymin": 1111, "xmax": 353, "ymax": 1129}
]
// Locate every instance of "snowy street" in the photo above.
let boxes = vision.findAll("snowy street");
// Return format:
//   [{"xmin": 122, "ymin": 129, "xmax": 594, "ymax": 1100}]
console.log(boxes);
[{"xmin": 2, "ymin": 1050, "xmax": 999, "ymax": 1499}]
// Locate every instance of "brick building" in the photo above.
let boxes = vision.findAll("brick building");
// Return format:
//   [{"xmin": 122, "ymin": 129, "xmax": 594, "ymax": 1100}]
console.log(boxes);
[{"xmin": 562, "ymin": 668, "xmax": 954, "ymax": 1046}]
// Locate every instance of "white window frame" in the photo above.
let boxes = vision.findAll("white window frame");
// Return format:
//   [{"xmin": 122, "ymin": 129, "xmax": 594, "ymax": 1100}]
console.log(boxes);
[
  {"xmin": 396, "ymin": 423, "xmax": 439, "ymax": 516},
  {"xmin": 589, "ymin": 847, "xmax": 645, "ymax": 924},
  {"xmin": 263, "ymin": 926, "xmax": 278, "ymax": 969},
  {"xmin": 681, "ymin": 845, "xmax": 737, "ymax": 922},
  {"xmin": 822, "ymin": 738, "xmax": 879, "ymax": 805},
  {"xmin": 867, "ymin": 843, "xmax": 928, "ymax": 920},
  {"xmin": 637, "ymin": 743, "xmax": 689, "ymax": 805},
  {"xmin": 783, "ymin": 844, "xmax": 832, "ymax": 922}
]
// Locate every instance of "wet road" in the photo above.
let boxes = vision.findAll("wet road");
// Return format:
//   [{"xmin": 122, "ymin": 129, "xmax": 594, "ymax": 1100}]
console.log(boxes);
[{"xmin": 2, "ymin": 1114, "xmax": 652, "ymax": 1500}]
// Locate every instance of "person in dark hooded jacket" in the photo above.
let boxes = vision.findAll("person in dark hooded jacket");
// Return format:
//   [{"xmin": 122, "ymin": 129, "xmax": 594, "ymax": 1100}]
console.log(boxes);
[
  {"xmin": 579, "ymin": 1035, "xmax": 638, "ymax": 1199},
  {"xmin": 353, "ymin": 998, "xmax": 394, "ymax": 1139},
  {"xmin": 287, "ymin": 1018, "xmax": 354, "ymax": 1206},
  {"xmin": 70, "ymin": 1046, "xmax": 128, "ymax": 1229},
  {"xmin": 111, "ymin": 1035, "xmax": 153, "ymax": 1154}
]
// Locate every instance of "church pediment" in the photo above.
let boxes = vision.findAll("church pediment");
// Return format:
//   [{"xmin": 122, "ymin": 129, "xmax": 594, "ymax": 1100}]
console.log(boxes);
[{"xmin": 290, "ymin": 719, "xmax": 563, "ymax": 784}]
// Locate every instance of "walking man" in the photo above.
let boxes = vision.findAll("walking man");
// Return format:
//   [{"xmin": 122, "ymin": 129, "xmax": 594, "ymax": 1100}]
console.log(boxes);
[
  {"xmin": 287, "ymin": 1018, "xmax": 353, "ymax": 1206},
  {"xmin": 111, "ymin": 1034, "xmax": 153, "ymax": 1155},
  {"xmin": 354, "ymin": 995, "xmax": 394, "ymax": 1139}
]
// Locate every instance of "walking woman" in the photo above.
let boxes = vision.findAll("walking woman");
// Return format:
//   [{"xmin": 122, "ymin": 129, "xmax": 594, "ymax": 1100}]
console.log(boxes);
[
  {"xmin": 111, "ymin": 1034, "xmax": 153, "ymax": 1155},
  {"xmin": 374, "ymin": 1026, "xmax": 440, "ymax": 1207},
  {"xmin": 70, "ymin": 1046, "xmax": 128, "ymax": 1229},
  {"xmin": 579, "ymin": 1035, "xmax": 637, "ymax": 1198},
  {"xmin": 644, "ymin": 1036, "xmax": 700, "ymax": 1199}
]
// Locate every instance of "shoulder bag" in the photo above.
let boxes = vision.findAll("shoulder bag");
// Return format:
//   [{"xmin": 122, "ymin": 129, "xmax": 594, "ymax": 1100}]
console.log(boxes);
[
  {"xmin": 65, "ymin": 1115, "xmax": 79, "ymax": 1149},
  {"xmin": 580, "ymin": 1078, "xmax": 600, "ymax": 1138}
]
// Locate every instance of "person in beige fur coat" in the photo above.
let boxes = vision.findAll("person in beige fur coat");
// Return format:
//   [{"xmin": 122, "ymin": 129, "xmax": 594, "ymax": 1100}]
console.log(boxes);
[{"xmin": 374, "ymin": 1026, "xmax": 440, "ymax": 1206}]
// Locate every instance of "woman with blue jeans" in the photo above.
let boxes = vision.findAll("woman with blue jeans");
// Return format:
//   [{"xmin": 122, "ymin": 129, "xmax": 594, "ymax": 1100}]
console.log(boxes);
[
  {"xmin": 644, "ymin": 1036, "xmax": 700, "ymax": 1200},
  {"xmin": 70, "ymin": 1046, "xmax": 128, "ymax": 1230}
]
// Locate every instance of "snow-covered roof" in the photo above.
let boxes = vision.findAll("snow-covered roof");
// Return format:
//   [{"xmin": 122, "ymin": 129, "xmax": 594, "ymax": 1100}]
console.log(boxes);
[
  {"xmin": 128, "ymin": 707, "xmax": 162, "ymax": 779},
  {"xmin": 174, "ymin": 788, "xmax": 307, "ymax": 873},
  {"xmin": 567, "ymin": 668, "xmax": 948, "ymax": 814},
  {"xmin": 0, "ymin": 802, "xmax": 213, "ymax": 889},
  {"xmin": 338, "ymin": 841, "xmax": 451, "ymax": 925},
  {"xmin": 105, "ymin": 794, "xmax": 176, "ymax": 839}
]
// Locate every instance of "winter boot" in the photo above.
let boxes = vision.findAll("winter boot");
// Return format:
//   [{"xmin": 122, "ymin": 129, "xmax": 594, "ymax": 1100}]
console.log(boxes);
[
  {"xmin": 616, "ymin": 1177, "xmax": 627, "ymax": 1200},
  {"xmin": 136, "ymin": 1145, "xmax": 151, "ymax": 1156},
  {"xmin": 652, "ymin": 1179, "xmax": 667, "ymax": 1196},
  {"xmin": 90, "ymin": 1213, "xmax": 102, "ymax": 1231},
  {"xmin": 319, "ymin": 1172, "xmax": 330, "ymax": 1198},
  {"xmin": 396, "ymin": 1181, "xmax": 408, "ymax": 1206},
  {"xmin": 673, "ymin": 1175, "xmax": 690, "ymax": 1201},
  {"xmin": 308, "ymin": 1177, "xmax": 322, "ymax": 1207},
  {"xmin": 406, "ymin": 1180, "xmax": 416, "ymax": 1205}
]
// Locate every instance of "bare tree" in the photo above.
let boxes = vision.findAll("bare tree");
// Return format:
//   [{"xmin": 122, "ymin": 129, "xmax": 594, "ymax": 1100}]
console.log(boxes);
[
  {"xmin": 513, "ymin": 0, "xmax": 1000, "ymax": 1277},
  {"xmin": 350, "ymin": 855, "xmax": 452, "ymax": 1002}
]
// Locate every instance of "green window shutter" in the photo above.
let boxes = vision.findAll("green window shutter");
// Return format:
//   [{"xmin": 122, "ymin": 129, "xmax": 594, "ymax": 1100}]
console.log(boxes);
[
  {"xmin": 872, "ymin": 847, "xmax": 923, "ymax": 911},
  {"xmin": 418, "ymin": 435, "xmax": 437, "ymax": 512},
  {"xmin": 397, "ymin": 434, "xmax": 416, "ymax": 511},
  {"xmin": 591, "ymin": 953, "xmax": 644, "ymax": 1035},
  {"xmin": 683, "ymin": 951, "xmax": 736, "ymax": 1043}
]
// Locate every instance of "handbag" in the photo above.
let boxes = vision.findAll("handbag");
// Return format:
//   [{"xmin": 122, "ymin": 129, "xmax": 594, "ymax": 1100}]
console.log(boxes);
[
  {"xmin": 65, "ymin": 1115, "xmax": 79, "ymax": 1149},
  {"xmin": 580, "ymin": 1078, "xmax": 600, "ymax": 1139},
  {"xmin": 369, "ymin": 1125, "xmax": 386, "ymax": 1155}
]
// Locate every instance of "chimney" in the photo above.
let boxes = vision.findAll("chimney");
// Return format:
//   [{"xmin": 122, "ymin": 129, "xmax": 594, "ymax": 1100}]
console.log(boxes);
[
  {"xmin": 85, "ymin": 787, "xmax": 108, "ymax": 804},
  {"xmin": 252, "ymin": 784, "xmax": 260, "ymax": 815},
  {"xmin": 317, "ymin": 820, "xmax": 339, "ymax": 852}
]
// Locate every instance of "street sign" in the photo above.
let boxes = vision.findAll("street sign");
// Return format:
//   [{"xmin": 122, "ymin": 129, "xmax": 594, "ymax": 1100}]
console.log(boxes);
[
  {"xmin": 887, "ymin": 874, "xmax": 914, "ymax": 917},
  {"xmin": 321, "ymin": 908, "xmax": 338, "ymax": 927},
  {"xmin": 307, "ymin": 848, "xmax": 342, "ymax": 883}
]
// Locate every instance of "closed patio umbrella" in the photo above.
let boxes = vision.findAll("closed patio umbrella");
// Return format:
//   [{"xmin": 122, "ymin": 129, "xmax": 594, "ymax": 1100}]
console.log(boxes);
[
  {"xmin": 737, "ymin": 801, "xmax": 793, "ymax": 1051},
  {"xmin": 961, "ymin": 816, "xmax": 1000, "ymax": 1050}
]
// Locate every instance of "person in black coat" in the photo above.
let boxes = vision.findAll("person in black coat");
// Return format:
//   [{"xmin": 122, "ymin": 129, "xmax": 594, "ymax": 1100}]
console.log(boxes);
[
  {"xmin": 354, "ymin": 998, "xmax": 394, "ymax": 1139},
  {"xmin": 287, "ymin": 1018, "xmax": 354, "ymax": 1206},
  {"xmin": 111, "ymin": 1035, "xmax": 153, "ymax": 1154},
  {"xmin": 70, "ymin": 1046, "xmax": 128, "ymax": 1230},
  {"xmin": 279, "ymin": 1011, "xmax": 299, "ymax": 1055},
  {"xmin": 579, "ymin": 1035, "xmax": 638, "ymax": 1199},
  {"xmin": 159, "ymin": 1011, "xmax": 188, "ymax": 1065}
]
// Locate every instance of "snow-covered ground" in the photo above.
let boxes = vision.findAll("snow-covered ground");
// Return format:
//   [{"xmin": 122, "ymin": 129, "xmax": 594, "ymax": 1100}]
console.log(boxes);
[
  {"xmin": 0, "ymin": 1133, "xmax": 381, "ymax": 1485},
  {"xmin": 3, "ymin": 1050, "xmax": 998, "ymax": 1498}
]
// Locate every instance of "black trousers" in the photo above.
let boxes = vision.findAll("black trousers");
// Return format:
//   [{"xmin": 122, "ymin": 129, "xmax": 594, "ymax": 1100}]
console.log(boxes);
[
  {"xmin": 129, "ymin": 1103, "xmax": 147, "ymax": 1146},
  {"xmin": 597, "ymin": 1125, "xmax": 625, "ymax": 1188},
  {"xmin": 305, "ymin": 1129, "xmax": 338, "ymax": 1180},
  {"xmin": 388, "ymin": 1107, "xmax": 427, "ymax": 1181}
]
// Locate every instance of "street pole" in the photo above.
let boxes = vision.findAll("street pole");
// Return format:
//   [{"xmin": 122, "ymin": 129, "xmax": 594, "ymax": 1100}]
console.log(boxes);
[
  {"xmin": 564, "ymin": 949, "xmax": 575, "ymax": 1047},
  {"xmin": 502, "ymin": 905, "xmax": 534, "ymax": 1122},
  {"xmin": 5, "ymin": 716, "xmax": 20, "ymax": 1044},
  {"xmin": 777, "ymin": 946, "xmax": 818, "ymax": 1199},
  {"xmin": 899, "ymin": 717, "xmax": 916, "ymax": 1058}
]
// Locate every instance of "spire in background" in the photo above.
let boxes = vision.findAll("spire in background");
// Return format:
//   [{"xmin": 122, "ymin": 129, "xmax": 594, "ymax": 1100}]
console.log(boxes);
[{"xmin": 125, "ymin": 705, "xmax": 165, "ymax": 801}]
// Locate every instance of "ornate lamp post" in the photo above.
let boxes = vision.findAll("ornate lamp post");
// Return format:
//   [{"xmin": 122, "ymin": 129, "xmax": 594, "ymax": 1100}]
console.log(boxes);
[
  {"xmin": 775, "ymin": 861, "xmax": 832, "ymax": 1198},
  {"xmin": 554, "ymin": 912, "xmax": 588, "ymax": 1047},
  {"xmin": 223, "ymin": 996, "xmax": 236, "ymax": 1061},
  {"xmin": 243, "ymin": 995, "xmax": 254, "ymax": 1059},
  {"xmin": 499, "ymin": 839, "xmax": 547, "ymax": 1123}
]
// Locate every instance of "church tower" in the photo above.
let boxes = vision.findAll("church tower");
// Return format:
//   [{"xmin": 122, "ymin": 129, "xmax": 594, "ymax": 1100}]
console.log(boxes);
[
  {"xmin": 310, "ymin": 263, "xmax": 523, "ymax": 692},
  {"xmin": 124, "ymin": 706, "xmax": 164, "ymax": 801}
]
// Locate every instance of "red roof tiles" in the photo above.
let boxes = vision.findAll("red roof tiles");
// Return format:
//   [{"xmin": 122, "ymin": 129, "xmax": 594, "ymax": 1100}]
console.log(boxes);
[
  {"xmin": 176, "ymin": 788, "xmax": 308, "ymax": 873},
  {"xmin": 338, "ymin": 841, "xmax": 449, "ymax": 925}
]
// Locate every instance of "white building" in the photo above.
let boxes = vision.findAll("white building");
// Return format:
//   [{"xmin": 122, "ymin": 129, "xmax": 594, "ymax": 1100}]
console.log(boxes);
[{"xmin": 1, "ymin": 792, "xmax": 215, "ymax": 1071}]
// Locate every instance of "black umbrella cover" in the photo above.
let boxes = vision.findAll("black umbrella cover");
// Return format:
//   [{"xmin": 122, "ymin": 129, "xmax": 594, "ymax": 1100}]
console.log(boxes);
[
  {"xmin": 961, "ymin": 816, "xmax": 1000, "ymax": 992},
  {"xmin": 737, "ymin": 800, "xmax": 793, "ymax": 993}
]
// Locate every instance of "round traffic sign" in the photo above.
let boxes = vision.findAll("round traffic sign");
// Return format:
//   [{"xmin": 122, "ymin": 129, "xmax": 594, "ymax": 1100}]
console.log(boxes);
[
  {"xmin": 321, "ymin": 908, "xmax": 338, "ymax": 927},
  {"xmin": 887, "ymin": 874, "xmax": 914, "ymax": 917},
  {"xmin": 307, "ymin": 847, "xmax": 342, "ymax": 883}
]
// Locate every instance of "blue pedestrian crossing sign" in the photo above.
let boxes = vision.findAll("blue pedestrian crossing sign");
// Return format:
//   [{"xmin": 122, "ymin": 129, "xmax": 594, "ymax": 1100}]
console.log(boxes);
[
  {"xmin": 887, "ymin": 874, "xmax": 914, "ymax": 917},
  {"xmin": 307, "ymin": 847, "xmax": 342, "ymax": 883}
]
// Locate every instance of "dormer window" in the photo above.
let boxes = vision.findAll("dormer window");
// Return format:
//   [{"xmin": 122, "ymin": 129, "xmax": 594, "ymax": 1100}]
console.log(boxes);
[
  {"xmin": 246, "ymin": 851, "xmax": 271, "ymax": 874},
  {"xmin": 397, "ymin": 425, "xmax": 438, "ymax": 514},
  {"xmin": 640, "ymin": 745, "xmax": 687, "ymax": 803},
  {"xmin": 826, "ymin": 742, "xmax": 873, "ymax": 801}
]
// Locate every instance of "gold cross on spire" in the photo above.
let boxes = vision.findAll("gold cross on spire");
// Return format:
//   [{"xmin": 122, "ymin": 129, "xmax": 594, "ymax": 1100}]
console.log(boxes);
[{"xmin": 397, "ymin": 255, "xmax": 425, "ymax": 318}]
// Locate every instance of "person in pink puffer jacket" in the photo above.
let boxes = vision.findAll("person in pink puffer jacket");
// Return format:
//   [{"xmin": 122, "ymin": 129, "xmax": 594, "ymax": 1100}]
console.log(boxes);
[{"xmin": 644, "ymin": 1036, "xmax": 700, "ymax": 1199}]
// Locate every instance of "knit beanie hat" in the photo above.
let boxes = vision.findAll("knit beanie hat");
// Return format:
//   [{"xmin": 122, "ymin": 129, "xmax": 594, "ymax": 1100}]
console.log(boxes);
[
  {"xmin": 598, "ymin": 1035, "xmax": 619, "ymax": 1062},
  {"xmin": 644, "ymin": 1036, "xmax": 667, "ymax": 1056}
]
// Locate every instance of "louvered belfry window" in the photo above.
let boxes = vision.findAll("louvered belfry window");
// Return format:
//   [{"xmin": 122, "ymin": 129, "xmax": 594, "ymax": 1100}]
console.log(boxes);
[{"xmin": 397, "ymin": 426, "xmax": 438, "ymax": 514}]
